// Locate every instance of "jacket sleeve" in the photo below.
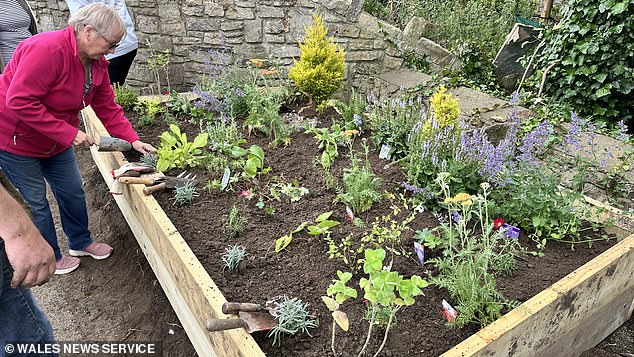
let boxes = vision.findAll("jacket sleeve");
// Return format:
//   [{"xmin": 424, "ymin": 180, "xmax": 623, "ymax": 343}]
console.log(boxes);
[
  {"xmin": 89, "ymin": 64, "xmax": 139, "ymax": 143},
  {"xmin": 5, "ymin": 43, "xmax": 78, "ymax": 148}
]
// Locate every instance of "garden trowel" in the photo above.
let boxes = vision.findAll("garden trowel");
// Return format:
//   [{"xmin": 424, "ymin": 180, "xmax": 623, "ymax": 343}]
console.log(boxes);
[
  {"xmin": 140, "ymin": 172, "xmax": 198, "ymax": 195},
  {"xmin": 206, "ymin": 311, "xmax": 277, "ymax": 333},
  {"xmin": 94, "ymin": 136, "xmax": 132, "ymax": 152}
]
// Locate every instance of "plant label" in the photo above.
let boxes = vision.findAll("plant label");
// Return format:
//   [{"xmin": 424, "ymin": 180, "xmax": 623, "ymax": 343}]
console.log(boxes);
[
  {"xmin": 345, "ymin": 206, "xmax": 354, "ymax": 222},
  {"xmin": 379, "ymin": 144, "xmax": 391, "ymax": 160},
  {"xmin": 441, "ymin": 299, "xmax": 457, "ymax": 323},
  {"xmin": 414, "ymin": 242, "xmax": 425, "ymax": 266},
  {"xmin": 221, "ymin": 167, "xmax": 230, "ymax": 190}
]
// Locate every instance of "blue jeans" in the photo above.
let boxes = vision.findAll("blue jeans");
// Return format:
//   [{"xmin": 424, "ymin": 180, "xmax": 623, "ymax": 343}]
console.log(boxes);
[
  {"xmin": 0, "ymin": 148, "xmax": 93, "ymax": 261},
  {"xmin": 0, "ymin": 241, "xmax": 57, "ymax": 357}
]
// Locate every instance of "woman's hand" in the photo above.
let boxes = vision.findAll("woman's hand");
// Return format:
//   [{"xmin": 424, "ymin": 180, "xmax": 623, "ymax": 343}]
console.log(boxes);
[
  {"xmin": 73, "ymin": 130, "xmax": 95, "ymax": 148},
  {"xmin": 132, "ymin": 140, "xmax": 157, "ymax": 154}
]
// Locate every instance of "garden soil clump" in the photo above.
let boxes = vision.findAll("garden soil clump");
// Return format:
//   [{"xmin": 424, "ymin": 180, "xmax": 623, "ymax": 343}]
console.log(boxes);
[{"xmin": 125, "ymin": 104, "xmax": 619, "ymax": 356}]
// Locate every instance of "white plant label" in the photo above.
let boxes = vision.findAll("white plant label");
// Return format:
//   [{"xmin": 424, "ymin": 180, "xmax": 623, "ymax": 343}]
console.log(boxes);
[
  {"xmin": 379, "ymin": 143, "xmax": 391, "ymax": 159},
  {"xmin": 221, "ymin": 167, "xmax": 230, "ymax": 190}
]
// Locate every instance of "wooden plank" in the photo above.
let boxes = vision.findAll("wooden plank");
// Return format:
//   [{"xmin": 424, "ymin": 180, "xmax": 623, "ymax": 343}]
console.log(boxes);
[
  {"xmin": 442, "ymin": 233, "xmax": 634, "ymax": 357},
  {"xmin": 81, "ymin": 106, "xmax": 264, "ymax": 357}
]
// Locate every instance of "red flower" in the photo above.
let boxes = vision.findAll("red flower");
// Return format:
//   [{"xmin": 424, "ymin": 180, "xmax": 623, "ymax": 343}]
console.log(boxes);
[{"xmin": 493, "ymin": 218, "xmax": 505, "ymax": 229}]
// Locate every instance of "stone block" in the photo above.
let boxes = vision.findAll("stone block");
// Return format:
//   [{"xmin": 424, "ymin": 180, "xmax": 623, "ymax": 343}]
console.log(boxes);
[
  {"xmin": 264, "ymin": 19, "xmax": 285, "ymax": 34},
  {"xmin": 264, "ymin": 34, "xmax": 285, "ymax": 43},
  {"xmin": 225, "ymin": 6, "xmax": 255, "ymax": 20},
  {"xmin": 330, "ymin": 24, "xmax": 360, "ymax": 38},
  {"xmin": 244, "ymin": 19, "xmax": 263, "ymax": 43},
  {"xmin": 161, "ymin": 21, "xmax": 186, "ymax": 34},
  {"xmin": 383, "ymin": 55, "xmax": 403, "ymax": 69},
  {"xmin": 348, "ymin": 39, "xmax": 375, "ymax": 51},
  {"xmin": 259, "ymin": 6, "xmax": 285, "ymax": 18},
  {"xmin": 235, "ymin": 1, "xmax": 255, "ymax": 8},
  {"xmin": 221, "ymin": 21, "xmax": 244, "ymax": 31},
  {"xmin": 346, "ymin": 50, "xmax": 382, "ymax": 62},
  {"xmin": 158, "ymin": 3, "xmax": 181, "ymax": 21},
  {"xmin": 178, "ymin": 36, "xmax": 204, "ymax": 45},
  {"xmin": 137, "ymin": 15, "xmax": 159, "ymax": 33},
  {"xmin": 186, "ymin": 17, "xmax": 221, "ymax": 32},
  {"xmin": 286, "ymin": 8, "xmax": 313, "ymax": 42},
  {"xmin": 204, "ymin": 2, "xmax": 225, "ymax": 17},
  {"xmin": 268, "ymin": 43, "xmax": 301, "ymax": 58}
]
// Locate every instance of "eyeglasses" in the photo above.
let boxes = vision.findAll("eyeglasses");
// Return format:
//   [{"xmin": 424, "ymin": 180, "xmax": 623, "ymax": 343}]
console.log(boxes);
[{"xmin": 99, "ymin": 33, "xmax": 120, "ymax": 50}]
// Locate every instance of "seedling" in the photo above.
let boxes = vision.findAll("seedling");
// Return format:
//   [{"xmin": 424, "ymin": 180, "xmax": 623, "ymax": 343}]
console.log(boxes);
[
  {"xmin": 323, "ymin": 271, "xmax": 357, "ymax": 357},
  {"xmin": 275, "ymin": 211, "xmax": 340, "ymax": 252},
  {"xmin": 221, "ymin": 244, "xmax": 247, "ymax": 271},
  {"xmin": 268, "ymin": 296, "xmax": 317, "ymax": 346},
  {"xmin": 226, "ymin": 204, "xmax": 247, "ymax": 238},
  {"xmin": 171, "ymin": 181, "xmax": 199, "ymax": 206}
]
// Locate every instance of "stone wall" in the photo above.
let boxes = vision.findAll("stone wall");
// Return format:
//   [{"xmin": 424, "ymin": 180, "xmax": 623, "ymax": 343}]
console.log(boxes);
[{"xmin": 28, "ymin": 0, "xmax": 456, "ymax": 95}]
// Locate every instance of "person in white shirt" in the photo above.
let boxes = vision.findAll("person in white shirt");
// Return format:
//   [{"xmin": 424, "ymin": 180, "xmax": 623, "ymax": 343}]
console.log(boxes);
[{"xmin": 66, "ymin": 0, "xmax": 139, "ymax": 85}]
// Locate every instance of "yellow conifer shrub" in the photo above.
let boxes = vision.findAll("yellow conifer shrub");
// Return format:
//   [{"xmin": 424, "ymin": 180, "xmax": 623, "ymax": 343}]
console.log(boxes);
[
  {"xmin": 423, "ymin": 85, "xmax": 460, "ymax": 135},
  {"xmin": 288, "ymin": 14, "xmax": 345, "ymax": 105}
]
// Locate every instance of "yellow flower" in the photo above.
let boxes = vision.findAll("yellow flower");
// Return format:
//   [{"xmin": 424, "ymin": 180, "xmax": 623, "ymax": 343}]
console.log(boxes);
[
  {"xmin": 453, "ymin": 192, "xmax": 471, "ymax": 202},
  {"xmin": 343, "ymin": 129, "xmax": 358, "ymax": 136},
  {"xmin": 443, "ymin": 197, "xmax": 455, "ymax": 204},
  {"xmin": 461, "ymin": 199, "xmax": 473, "ymax": 206}
]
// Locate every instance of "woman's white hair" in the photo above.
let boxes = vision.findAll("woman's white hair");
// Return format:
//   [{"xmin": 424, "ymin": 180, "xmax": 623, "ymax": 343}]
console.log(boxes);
[{"xmin": 68, "ymin": 3, "xmax": 126, "ymax": 39}]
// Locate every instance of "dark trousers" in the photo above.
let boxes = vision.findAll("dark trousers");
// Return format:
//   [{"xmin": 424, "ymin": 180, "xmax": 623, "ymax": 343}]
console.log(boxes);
[{"xmin": 108, "ymin": 49, "xmax": 137, "ymax": 86}]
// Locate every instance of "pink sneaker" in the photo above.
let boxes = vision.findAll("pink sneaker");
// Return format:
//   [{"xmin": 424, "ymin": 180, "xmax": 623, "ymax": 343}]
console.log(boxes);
[
  {"xmin": 69, "ymin": 242, "xmax": 113, "ymax": 260},
  {"xmin": 54, "ymin": 256, "xmax": 81, "ymax": 275}
]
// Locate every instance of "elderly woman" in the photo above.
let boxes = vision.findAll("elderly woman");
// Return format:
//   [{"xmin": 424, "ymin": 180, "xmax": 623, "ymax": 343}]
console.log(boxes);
[{"xmin": 0, "ymin": 3, "xmax": 155, "ymax": 275}]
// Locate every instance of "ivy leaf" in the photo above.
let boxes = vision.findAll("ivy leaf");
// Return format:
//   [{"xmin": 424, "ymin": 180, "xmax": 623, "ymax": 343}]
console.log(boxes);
[
  {"xmin": 610, "ymin": 2, "xmax": 627, "ymax": 15},
  {"xmin": 596, "ymin": 86, "xmax": 611, "ymax": 98}
]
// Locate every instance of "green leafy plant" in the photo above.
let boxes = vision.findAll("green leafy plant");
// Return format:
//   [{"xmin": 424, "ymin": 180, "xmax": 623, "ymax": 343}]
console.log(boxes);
[
  {"xmin": 323, "ymin": 233, "xmax": 363, "ymax": 273},
  {"xmin": 276, "ymin": 211, "xmax": 340, "ymax": 252},
  {"xmin": 139, "ymin": 153, "xmax": 158, "ymax": 168},
  {"xmin": 270, "ymin": 179, "xmax": 310, "ymax": 203},
  {"xmin": 306, "ymin": 123, "xmax": 352, "ymax": 172},
  {"xmin": 242, "ymin": 145, "xmax": 269, "ymax": 180},
  {"xmin": 336, "ymin": 140, "xmax": 382, "ymax": 214},
  {"xmin": 171, "ymin": 181, "xmax": 199, "ymax": 206},
  {"xmin": 221, "ymin": 244, "xmax": 247, "ymax": 271},
  {"xmin": 147, "ymin": 41, "xmax": 172, "ymax": 95},
  {"xmin": 536, "ymin": 0, "xmax": 633, "ymax": 124},
  {"xmin": 244, "ymin": 87, "xmax": 290, "ymax": 146},
  {"xmin": 133, "ymin": 98, "xmax": 165, "ymax": 128},
  {"xmin": 226, "ymin": 204, "xmax": 248, "ymax": 238},
  {"xmin": 429, "ymin": 174, "xmax": 520, "ymax": 328},
  {"xmin": 157, "ymin": 124, "xmax": 209, "ymax": 172},
  {"xmin": 288, "ymin": 13, "xmax": 345, "ymax": 105},
  {"xmin": 327, "ymin": 89, "xmax": 367, "ymax": 130},
  {"xmin": 361, "ymin": 194, "xmax": 417, "ymax": 259},
  {"xmin": 414, "ymin": 228, "xmax": 443, "ymax": 250},
  {"xmin": 357, "ymin": 248, "xmax": 428, "ymax": 357},
  {"xmin": 268, "ymin": 296, "xmax": 318, "ymax": 346},
  {"xmin": 322, "ymin": 271, "xmax": 357, "ymax": 357},
  {"xmin": 113, "ymin": 83, "xmax": 138, "ymax": 111}
]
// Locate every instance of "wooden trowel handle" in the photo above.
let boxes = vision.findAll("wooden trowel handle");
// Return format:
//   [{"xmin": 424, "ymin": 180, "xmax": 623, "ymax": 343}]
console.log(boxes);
[
  {"xmin": 142, "ymin": 182, "xmax": 167, "ymax": 195},
  {"xmin": 206, "ymin": 318, "xmax": 245, "ymax": 332},
  {"xmin": 223, "ymin": 302, "xmax": 265, "ymax": 314},
  {"xmin": 119, "ymin": 177, "xmax": 157, "ymax": 185}
]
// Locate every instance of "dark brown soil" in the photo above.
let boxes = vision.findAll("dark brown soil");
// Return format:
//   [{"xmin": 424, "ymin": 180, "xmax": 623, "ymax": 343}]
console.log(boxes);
[{"xmin": 122, "ymin": 102, "xmax": 621, "ymax": 356}]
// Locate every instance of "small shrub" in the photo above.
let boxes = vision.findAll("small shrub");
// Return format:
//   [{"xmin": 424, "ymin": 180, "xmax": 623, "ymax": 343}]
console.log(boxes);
[
  {"xmin": 113, "ymin": 83, "xmax": 138, "ymax": 111},
  {"xmin": 268, "ymin": 296, "xmax": 318, "ymax": 346},
  {"xmin": 288, "ymin": 13, "xmax": 345, "ymax": 105},
  {"xmin": 221, "ymin": 244, "xmax": 247, "ymax": 271},
  {"xmin": 226, "ymin": 204, "xmax": 247, "ymax": 238},
  {"xmin": 336, "ymin": 141, "xmax": 382, "ymax": 214},
  {"xmin": 133, "ymin": 98, "xmax": 165, "ymax": 128},
  {"xmin": 171, "ymin": 181, "xmax": 199, "ymax": 206}
]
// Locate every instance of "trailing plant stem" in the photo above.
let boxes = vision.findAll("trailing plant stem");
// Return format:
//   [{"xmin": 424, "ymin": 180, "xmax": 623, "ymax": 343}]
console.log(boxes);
[
  {"xmin": 357, "ymin": 304, "xmax": 376, "ymax": 357},
  {"xmin": 372, "ymin": 308, "xmax": 398, "ymax": 357}
]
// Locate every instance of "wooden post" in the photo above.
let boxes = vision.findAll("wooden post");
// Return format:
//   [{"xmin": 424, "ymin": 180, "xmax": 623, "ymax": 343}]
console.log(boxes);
[{"xmin": 541, "ymin": 0, "xmax": 554, "ymax": 21}]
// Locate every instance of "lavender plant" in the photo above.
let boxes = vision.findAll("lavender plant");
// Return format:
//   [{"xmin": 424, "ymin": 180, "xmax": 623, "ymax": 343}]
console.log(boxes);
[
  {"xmin": 226, "ymin": 204, "xmax": 247, "ymax": 238},
  {"xmin": 268, "ymin": 296, "xmax": 318, "ymax": 346},
  {"xmin": 221, "ymin": 244, "xmax": 247, "ymax": 271},
  {"xmin": 171, "ymin": 181, "xmax": 199, "ymax": 206}
]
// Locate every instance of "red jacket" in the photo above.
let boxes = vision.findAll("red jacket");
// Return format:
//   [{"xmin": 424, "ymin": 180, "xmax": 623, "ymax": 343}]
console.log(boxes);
[{"xmin": 0, "ymin": 25, "xmax": 139, "ymax": 158}]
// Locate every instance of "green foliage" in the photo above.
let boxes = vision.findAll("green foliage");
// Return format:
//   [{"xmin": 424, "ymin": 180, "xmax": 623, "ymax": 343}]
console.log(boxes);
[
  {"xmin": 221, "ymin": 244, "xmax": 247, "ymax": 271},
  {"xmin": 133, "ymin": 98, "xmax": 165, "ymax": 128},
  {"xmin": 357, "ymin": 248, "xmax": 428, "ymax": 356},
  {"xmin": 414, "ymin": 228, "xmax": 443, "ymax": 250},
  {"xmin": 226, "ymin": 204, "xmax": 248, "ymax": 238},
  {"xmin": 171, "ymin": 181, "xmax": 199, "ymax": 206},
  {"xmin": 429, "ymin": 175, "xmax": 519, "ymax": 328},
  {"xmin": 268, "ymin": 296, "xmax": 318, "ymax": 346},
  {"xmin": 157, "ymin": 124, "xmax": 209, "ymax": 172},
  {"xmin": 139, "ymin": 153, "xmax": 158, "ymax": 168},
  {"xmin": 323, "ymin": 233, "xmax": 363, "ymax": 273},
  {"xmin": 367, "ymin": 92, "xmax": 422, "ymax": 160},
  {"xmin": 537, "ymin": 0, "xmax": 634, "ymax": 124},
  {"xmin": 270, "ymin": 179, "xmax": 310, "ymax": 202},
  {"xmin": 276, "ymin": 212, "xmax": 340, "ymax": 252},
  {"xmin": 242, "ymin": 145, "xmax": 268, "ymax": 180},
  {"xmin": 335, "ymin": 141, "xmax": 382, "ymax": 214},
  {"xmin": 361, "ymin": 195, "xmax": 416, "ymax": 257},
  {"xmin": 288, "ymin": 14, "xmax": 345, "ymax": 104},
  {"xmin": 327, "ymin": 89, "xmax": 367, "ymax": 130},
  {"xmin": 147, "ymin": 41, "xmax": 172, "ymax": 94},
  {"xmin": 306, "ymin": 123, "xmax": 353, "ymax": 172},
  {"xmin": 326, "ymin": 271, "xmax": 358, "ymax": 303},
  {"xmin": 243, "ymin": 87, "xmax": 290, "ymax": 146},
  {"xmin": 205, "ymin": 119, "xmax": 245, "ymax": 156},
  {"xmin": 113, "ymin": 83, "xmax": 138, "ymax": 111}
]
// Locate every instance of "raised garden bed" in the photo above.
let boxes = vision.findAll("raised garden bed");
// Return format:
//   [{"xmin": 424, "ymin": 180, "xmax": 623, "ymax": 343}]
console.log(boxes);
[{"xmin": 82, "ymin": 97, "xmax": 634, "ymax": 357}]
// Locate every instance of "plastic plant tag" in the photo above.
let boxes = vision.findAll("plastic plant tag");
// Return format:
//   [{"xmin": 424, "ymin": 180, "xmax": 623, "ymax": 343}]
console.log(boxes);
[
  {"xmin": 378, "ymin": 143, "xmax": 391, "ymax": 160},
  {"xmin": 501, "ymin": 223, "xmax": 520, "ymax": 240},
  {"xmin": 441, "ymin": 299, "xmax": 458, "ymax": 323},
  {"xmin": 414, "ymin": 242, "xmax": 425, "ymax": 266},
  {"xmin": 345, "ymin": 206, "xmax": 354, "ymax": 223},
  {"xmin": 221, "ymin": 167, "xmax": 230, "ymax": 190},
  {"xmin": 247, "ymin": 124, "xmax": 253, "ymax": 138}
]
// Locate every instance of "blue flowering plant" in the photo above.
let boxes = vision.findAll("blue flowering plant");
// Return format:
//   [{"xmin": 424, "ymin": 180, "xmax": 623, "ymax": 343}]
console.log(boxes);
[{"xmin": 326, "ymin": 89, "xmax": 367, "ymax": 131}]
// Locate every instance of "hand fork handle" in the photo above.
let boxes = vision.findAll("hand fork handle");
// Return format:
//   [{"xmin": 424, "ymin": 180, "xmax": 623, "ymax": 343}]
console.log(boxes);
[{"xmin": 142, "ymin": 182, "xmax": 167, "ymax": 195}]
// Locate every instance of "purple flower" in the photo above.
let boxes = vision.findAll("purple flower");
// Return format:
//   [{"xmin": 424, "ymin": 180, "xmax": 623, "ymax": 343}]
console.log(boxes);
[
  {"xmin": 501, "ymin": 223, "xmax": 520, "ymax": 239},
  {"xmin": 354, "ymin": 114, "xmax": 363, "ymax": 126},
  {"xmin": 615, "ymin": 120, "xmax": 630, "ymax": 142},
  {"xmin": 450, "ymin": 210, "xmax": 461, "ymax": 223}
]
